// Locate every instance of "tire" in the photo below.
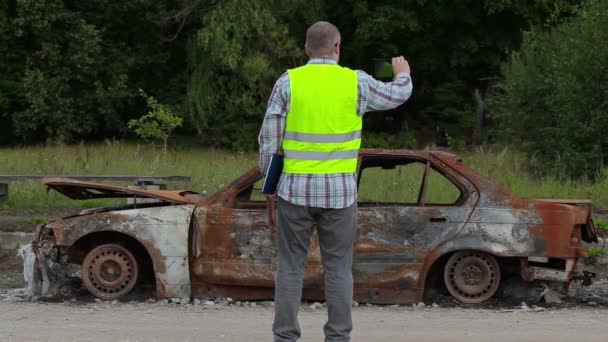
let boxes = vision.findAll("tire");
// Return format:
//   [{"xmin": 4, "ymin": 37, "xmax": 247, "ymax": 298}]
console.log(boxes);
[
  {"xmin": 444, "ymin": 250, "xmax": 501, "ymax": 304},
  {"xmin": 82, "ymin": 244, "xmax": 139, "ymax": 300}
]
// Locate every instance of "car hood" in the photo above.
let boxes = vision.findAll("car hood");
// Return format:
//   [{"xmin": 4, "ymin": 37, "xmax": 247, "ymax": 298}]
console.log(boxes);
[{"xmin": 42, "ymin": 178, "xmax": 203, "ymax": 205}]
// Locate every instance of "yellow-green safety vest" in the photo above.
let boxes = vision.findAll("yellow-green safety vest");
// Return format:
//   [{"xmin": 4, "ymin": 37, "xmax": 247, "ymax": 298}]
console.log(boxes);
[{"xmin": 282, "ymin": 64, "xmax": 361, "ymax": 174}]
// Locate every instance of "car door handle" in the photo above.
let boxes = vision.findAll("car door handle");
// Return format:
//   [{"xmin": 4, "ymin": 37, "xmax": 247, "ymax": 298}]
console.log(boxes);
[{"xmin": 429, "ymin": 217, "xmax": 447, "ymax": 223}]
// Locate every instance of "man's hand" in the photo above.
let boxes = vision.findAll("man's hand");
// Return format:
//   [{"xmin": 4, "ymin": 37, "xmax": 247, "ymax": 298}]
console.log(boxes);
[{"xmin": 392, "ymin": 56, "xmax": 410, "ymax": 76}]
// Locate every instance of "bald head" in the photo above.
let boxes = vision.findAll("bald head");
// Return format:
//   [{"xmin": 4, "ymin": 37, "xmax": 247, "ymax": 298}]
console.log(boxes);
[{"xmin": 305, "ymin": 21, "xmax": 341, "ymax": 59}]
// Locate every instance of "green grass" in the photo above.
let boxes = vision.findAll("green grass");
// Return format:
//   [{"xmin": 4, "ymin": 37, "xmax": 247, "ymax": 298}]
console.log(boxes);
[
  {"xmin": 460, "ymin": 146, "xmax": 608, "ymax": 206},
  {"xmin": 358, "ymin": 162, "xmax": 461, "ymax": 204},
  {"xmin": 586, "ymin": 246, "xmax": 604, "ymax": 258},
  {"xmin": 0, "ymin": 142, "xmax": 257, "ymax": 208},
  {"xmin": 595, "ymin": 219, "xmax": 608, "ymax": 230},
  {"xmin": 0, "ymin": 142, "xmax": 607, "ymax": 209},
  {"xmin": 18, "ymin": 217, "xmax": 52, "ymax": 224}
]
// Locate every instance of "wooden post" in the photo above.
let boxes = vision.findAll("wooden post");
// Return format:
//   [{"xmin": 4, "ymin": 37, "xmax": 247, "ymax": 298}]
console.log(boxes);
[
  {"xmin": 0, "ymin": 183, "xmax": 8, "ymax": 202},
  {"xmin": 474, "ymin": 88, "xmax": 484, "ymax": 146},
  {"xmin": 127, "ymin": 181, "xmax": 167, "ymax": 204}
]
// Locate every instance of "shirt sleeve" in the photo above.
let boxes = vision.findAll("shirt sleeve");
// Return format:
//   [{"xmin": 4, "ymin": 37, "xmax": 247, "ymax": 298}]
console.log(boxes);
[
  {"xmin": 356, "ymin": 71, "xmax": 413, "ymax": 115},
  {"xmin": 258, "ymin": 72, "xmax": 289, "ymax": 176}
]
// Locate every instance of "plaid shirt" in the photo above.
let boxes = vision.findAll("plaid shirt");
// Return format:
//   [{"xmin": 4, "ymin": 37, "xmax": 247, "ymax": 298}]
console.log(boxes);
[{"xmin": 258, "ymin": 58, "xmax": 412, "ymax": 208}]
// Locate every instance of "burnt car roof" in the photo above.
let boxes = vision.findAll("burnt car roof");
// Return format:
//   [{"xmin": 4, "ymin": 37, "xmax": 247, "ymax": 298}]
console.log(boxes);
[
  {"xmin": 358, "ymin": 148, "xmax": 460, "ymax": 160},
  {"xmin": 42, "ymin": 178, "xmax": 202, "ymax": 204}
]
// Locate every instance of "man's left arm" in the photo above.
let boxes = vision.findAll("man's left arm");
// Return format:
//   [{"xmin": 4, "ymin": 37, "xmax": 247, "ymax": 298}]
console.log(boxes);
[{"xmin": 258, "ymin": 73, "xmax": 289, "ymax": 176}]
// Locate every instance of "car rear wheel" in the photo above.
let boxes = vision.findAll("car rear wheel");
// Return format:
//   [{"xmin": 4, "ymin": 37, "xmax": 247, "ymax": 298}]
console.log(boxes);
[
  {"xmin": 82, "ymin": 244, "xmax": 139, "ymax": 300},
  {"xmin": 444, "ymin": 250, "xmax": 501, "ymax": 304}
]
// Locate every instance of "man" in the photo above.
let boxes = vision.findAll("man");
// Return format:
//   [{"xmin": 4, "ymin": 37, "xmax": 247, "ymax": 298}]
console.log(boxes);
[{"xmin": 258, "ymin": 21, "xmax": 412, "ymax": 342}]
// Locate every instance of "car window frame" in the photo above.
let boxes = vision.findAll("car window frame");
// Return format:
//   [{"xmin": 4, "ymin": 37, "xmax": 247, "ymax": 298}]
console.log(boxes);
[{"xmin": 356, "ymin": 155, "xmax": 468, "ymax": 207}]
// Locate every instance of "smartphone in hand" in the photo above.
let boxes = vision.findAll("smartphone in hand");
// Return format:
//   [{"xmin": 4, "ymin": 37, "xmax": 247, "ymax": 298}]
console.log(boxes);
[{"xmin": 373, "ymin": 58, "xmax": 393, "ymax": 80}]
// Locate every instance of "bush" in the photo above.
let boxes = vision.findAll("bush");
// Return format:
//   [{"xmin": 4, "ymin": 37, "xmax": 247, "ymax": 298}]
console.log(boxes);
[
  {"xmin": 186, "ymin": 0, "xmax": 307, "ymax": 151},
  {"xmin": 595, "ymin": 219, "xmax": 608, "ymax": 230},
  {"xmin": 448, "ymin": 136, "xmax": 467, "ymax": 152},
  {"xmin": 361, "ymin": 131, "xmax": 417, "ymax": 149},
  {"xmin": 489, "ymin": 0, "xmax": 608, "ymax": 178},
  {"xmin": 586, "ymin": 246, "xmax": 604, "ymax": 258},
  {"xmin": 128, "ymin": 90, "xmax": 183, "ymax": 153}
]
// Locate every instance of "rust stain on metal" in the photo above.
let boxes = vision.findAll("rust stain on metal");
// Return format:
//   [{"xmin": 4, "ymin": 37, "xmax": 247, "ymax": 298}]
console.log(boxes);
[{"xmin": 29, "ymin": 149, "xmax": 598, "ymax": 304}]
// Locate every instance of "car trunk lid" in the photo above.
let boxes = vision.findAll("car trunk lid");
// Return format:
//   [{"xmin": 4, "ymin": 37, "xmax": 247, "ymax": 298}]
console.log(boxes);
[{"xmin": 532, "ymin": 198, "xmax": 598, "ymax": 243}]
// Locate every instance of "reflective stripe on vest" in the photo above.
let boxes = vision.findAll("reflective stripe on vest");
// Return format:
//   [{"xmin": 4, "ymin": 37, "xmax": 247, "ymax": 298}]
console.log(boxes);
[
  {"xmin": 283, "ymin": 149, "xmax": 359, "ymax": 160},
  {"xmin": 282, "ymin": 64, "xmax": 361, "ymax": 174},
  {"xmin": 283, "ymin": 130, "xmax": 362, "ymax": 143}
]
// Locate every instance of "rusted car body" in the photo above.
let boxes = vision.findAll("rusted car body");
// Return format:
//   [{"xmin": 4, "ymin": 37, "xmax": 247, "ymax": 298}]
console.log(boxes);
[{"xmin": 29, "ymin": 149, "xmax": 598, "ymax": 304}]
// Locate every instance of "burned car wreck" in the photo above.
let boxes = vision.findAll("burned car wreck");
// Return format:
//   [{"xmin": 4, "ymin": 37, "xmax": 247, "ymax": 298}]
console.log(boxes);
[{"xmin": 28, "ymin": 149, "xmax": 598, "ymax": 304}]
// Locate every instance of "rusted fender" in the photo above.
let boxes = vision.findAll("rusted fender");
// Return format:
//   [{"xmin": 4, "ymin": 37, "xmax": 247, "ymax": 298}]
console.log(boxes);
[{"xmin": 44, "ymin": 205, "xmax": 196, "ymax": 298}]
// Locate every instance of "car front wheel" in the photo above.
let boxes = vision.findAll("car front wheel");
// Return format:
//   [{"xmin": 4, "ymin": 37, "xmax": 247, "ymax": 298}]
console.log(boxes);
[
  {"xmin": 82, "ymin": 244, "xmax": 139, "ymax": 300},
  {"xmin": 444, "ymin": 250, "xmax": 501, "ymax": 304}
]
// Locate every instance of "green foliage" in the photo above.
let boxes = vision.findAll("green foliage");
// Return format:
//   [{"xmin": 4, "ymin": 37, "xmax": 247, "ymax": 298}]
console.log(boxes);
[
  {"xmin": 186, "ymin": 0, "xmax": 317, "ymax": 150},
  {"xmin": 490, "ymin": 0, "xmax": 608, "ymax": 178},
  {"xmin": 10, "ymin": 0, "xmax": 129, "ymax": 141},
  {"xmin": 586, "ymin": 246, "xmax": 604, "ymax": 258},
  {"xmin": 0, "ymin": 143, "xmax": 262, "ymax": 208},
  {"xmin": 362, "ymin": 131, "xmax": 417, "ymax": 149},
  {"xmin": 0, "ymin": 2, "xmax": 16, "ymax": 144},
  {"xmin": 336, "ymin": 0, "xmax": 579, "ymax": 132},
  {"xmin": 129, "ymin": 90, "xmax": 183, "ymax": 152},
  {"xmin": 19, "ymin": 217, "xmax": 51, "ymax": 224},
  {"xmin": 4, "ymin": 144, "xmax": 608, "ymax": 210},
  {"xmin": 449, "ymin": 137, "xmax": 468, "ymax": 152},
  {"xmin": 0, "ymin": 0, "xmax": 591, "ymax": 150},
  {"xmin": 1, "ymin": 0, "xmax": 187, "ymax": 143},
  {"xmin": 595, "ymin": 219, "xmax": 608, "ymax": 230}
]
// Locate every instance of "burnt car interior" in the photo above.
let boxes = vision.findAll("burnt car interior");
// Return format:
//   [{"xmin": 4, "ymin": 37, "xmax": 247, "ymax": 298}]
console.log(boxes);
[
  {"xmin": 233, "ymin": 156, "xmax": 466, "ymax": 209},
  {"xmin": 234, "ymin": 176, "xmax": 267, "ymax": 208},
  {"xmin": 49, "ymin": 186, "xmax": 138, "ymax": 199}
]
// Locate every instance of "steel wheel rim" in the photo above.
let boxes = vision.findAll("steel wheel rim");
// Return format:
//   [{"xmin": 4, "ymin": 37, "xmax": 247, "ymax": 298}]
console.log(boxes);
[
  {"xmin": 444, "ymin": 251, "xmax": 500, "ymax": 304},
  {"xmin": 82, "ymin": 244, "xmax": 138, "ymax": 300}
]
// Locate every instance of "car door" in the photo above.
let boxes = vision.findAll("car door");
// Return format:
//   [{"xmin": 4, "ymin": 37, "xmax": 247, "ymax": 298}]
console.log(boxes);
[
  {"xmin": 189, "ymin": 170, "xmax": 325, "ymax": 299},
  {"xmin": 354, "ymin": 153, "xmax": 478, "ymax": 303}
]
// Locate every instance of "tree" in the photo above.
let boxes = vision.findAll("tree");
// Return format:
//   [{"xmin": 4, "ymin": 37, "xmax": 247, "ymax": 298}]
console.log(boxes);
[
  {"xmin": 0, "ymin": 0, "xmax": 21, "ymax": 144},
  {"xmin": 186, "ymin": 0, "xmax": 321, "ymax": 150},
  {"xmin": 0, "ymin": 0, "xmax": 586, "ymax": 148},
  {"xmin": 330, "ymin": 0, "xmax": 580, "ymax": 137},
  {"xmin": 9, "ymin": 0, "xmax": 129, "ymax": 142},
  {"xmin": 489, "ymin": 0, "xmax": 608, "ymax": 178},
  {"xmin": 129, "ymin": 90, "xmax": 183, "ymax": 153},
  {"xmin": 3, "ymin": 0, "xmax": 188, "ymax": 143}
]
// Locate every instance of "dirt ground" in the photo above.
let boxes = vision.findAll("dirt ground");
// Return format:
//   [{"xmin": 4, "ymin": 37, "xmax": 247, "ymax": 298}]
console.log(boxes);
[
  {"xmin": 1, "ymin": 300, "xmax": 608, "ymax": 342},
  {"xmin": 0, "ymin": 250, "xmax": 23, "ymax": 289}
]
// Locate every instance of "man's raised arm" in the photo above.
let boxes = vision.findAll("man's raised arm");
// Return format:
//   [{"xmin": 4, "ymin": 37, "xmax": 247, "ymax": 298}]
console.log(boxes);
[{"xmin": 358, "ymin": 56, "xmax": 413, "ymax": 114}]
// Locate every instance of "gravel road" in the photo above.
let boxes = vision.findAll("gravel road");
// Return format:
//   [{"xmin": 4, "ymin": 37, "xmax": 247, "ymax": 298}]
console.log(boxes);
[{"xmin": 1, "ymin": 300, "xmax": 607, "ymax": 342}]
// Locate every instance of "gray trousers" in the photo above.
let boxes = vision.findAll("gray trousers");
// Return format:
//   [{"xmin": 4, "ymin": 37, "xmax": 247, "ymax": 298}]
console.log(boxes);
[{"xmin": 273, "ymin": 197, "xmax": 358, "ymax": 342}]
